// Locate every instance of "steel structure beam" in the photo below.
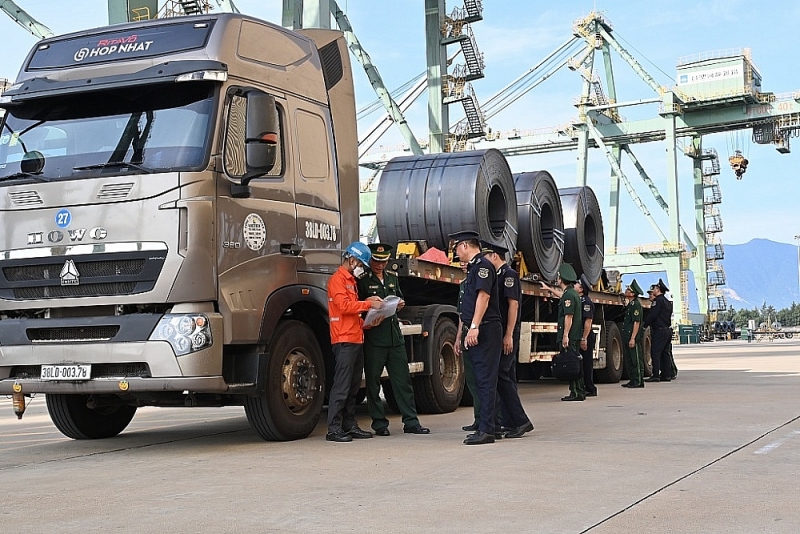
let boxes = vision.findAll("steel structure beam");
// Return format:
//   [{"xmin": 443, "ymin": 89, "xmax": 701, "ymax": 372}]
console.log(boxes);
[
  {"xmin": 330, "ymin": 1, "xmax": 422, "ymax": 155},
  {"xmin": 0, "ymin": 0, "xmax": 54, "ymax": 38},
  {"xmin": 425, "ymin": 0, "xmax": 447, "ymax": 153}
]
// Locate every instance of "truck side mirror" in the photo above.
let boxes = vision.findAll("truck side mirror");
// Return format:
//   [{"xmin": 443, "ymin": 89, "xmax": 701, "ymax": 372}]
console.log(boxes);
[
  {"xmin": 223, "ymin": 89, "xmax": 279, "ymax": 188},
  {"xmin": 245, "ymin": 92, "xmax": 278, "ymax": 174}
]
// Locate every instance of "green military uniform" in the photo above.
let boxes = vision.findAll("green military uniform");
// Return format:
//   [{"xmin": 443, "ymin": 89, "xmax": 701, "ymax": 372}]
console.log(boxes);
[
  {"xmin": 556, "ymin": 264, "xmax": 584, "ymax": 400},
  {"xmin": 621, "ymin": 279, "xmax": 645, "ymax": 387},
  {"xmin": 357, "ymin": 244, "xmax": 421, "ymax": 432}
]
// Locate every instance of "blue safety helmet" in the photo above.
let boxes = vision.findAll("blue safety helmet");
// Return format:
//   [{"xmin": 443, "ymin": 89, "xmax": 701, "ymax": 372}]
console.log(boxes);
[{"xmin": 343, "ymin": 241, "xmax": 371, "ymax": 265}]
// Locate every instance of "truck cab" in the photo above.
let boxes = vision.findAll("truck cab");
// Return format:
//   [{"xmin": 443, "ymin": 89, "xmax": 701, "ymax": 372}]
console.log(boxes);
[{"xmin": 0, "ymin": 14, "xmax": 358, "ymax": 440}]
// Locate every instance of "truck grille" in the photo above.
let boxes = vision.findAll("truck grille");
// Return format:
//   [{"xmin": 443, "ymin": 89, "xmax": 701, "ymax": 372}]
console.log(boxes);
[
  {"xmin": 27, "ymin": 325, "xmax": 121, "ymax": 342},
  {"xmin": 4, "ymin": 259, "xmax": 146, "ymax": 281},
  {"xmin": 10, "ymin": 363, "xmax": 151, "ymax": 379},
  {"xmin": 0, "ymin": 249, "xmax": 165, "ymax": 301}
]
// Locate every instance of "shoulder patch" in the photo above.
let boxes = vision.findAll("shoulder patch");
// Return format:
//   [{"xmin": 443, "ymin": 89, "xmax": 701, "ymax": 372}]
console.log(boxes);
[
  {"xmin": 634, "ymin": 310, "xmax": 640, "ymax": 316},
  {"xmin": 504, "ymin": 277, "xmax": 514, "ymax": 288},
  {"xmin": 583, "ymin": 304, "xmax": 591, "ymax": 312},
  {"xmin": 564, "ymin": 299, "xmax": 571, "ymax": 307},
  {"xmin": 478, "ymin": 267, "xmax": 489, "ymax": 279}
]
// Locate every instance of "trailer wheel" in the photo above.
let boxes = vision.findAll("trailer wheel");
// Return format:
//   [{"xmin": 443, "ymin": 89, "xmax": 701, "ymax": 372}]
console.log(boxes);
[
  {"xmin": 642, "ymin": 328, "xmax": 653, "ymax": 377},
  {"xmin": 46, "ymin": 394, "xmax": 136, "ymax": 440},
  {"xmin": 245, "ymin": 320, "xmax": 324, "ymax": 441},
  {"xmin": 413, "ymin": 317, "xmax": 463, "ymax": 414},
  {"xmin": 786, "ymin": 332, "xmax": 793, "ymax": 339},
  {"xmin": 595, "ymin": 321, "xmax": 623, "ymax": 383}
]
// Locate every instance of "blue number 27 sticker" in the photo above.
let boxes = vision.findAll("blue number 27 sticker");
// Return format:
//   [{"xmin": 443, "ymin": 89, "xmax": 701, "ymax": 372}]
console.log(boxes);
[{"xmin": 55, "ymin": 209, "xmax": 72, "ymax": 228}]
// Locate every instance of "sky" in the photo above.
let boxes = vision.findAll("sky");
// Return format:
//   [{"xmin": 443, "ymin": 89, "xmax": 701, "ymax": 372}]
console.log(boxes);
[{"xmin": 1, "ymin": 0, "xmax": 799, "ymax": 250}]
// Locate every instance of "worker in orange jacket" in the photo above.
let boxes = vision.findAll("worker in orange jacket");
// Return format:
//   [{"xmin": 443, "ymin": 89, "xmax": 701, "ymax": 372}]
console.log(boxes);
[{"xmin": 326, "ymin": 242, "xmax": 383, "ymax": 443}]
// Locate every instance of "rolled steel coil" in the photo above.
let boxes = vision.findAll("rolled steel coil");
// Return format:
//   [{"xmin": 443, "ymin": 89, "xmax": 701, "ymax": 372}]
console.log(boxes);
[
  {"xmin": 513, "ymin": 171, "xmax": 564, "ymax": 281},
  {"xmin": 376, "ymin": 149, "xmax": 518, "ymax": 256},
  {"xmin": 559, "ymin": 186, "xmax": 604, "ymax": 284}
]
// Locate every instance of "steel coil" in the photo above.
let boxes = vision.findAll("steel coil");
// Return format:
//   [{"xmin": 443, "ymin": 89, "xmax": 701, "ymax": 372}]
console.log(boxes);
[
  {"xmin": 513, "ymin": 171, "xmax": 564, "ymax": 281},
  {"xmin": 376, "ymin": 149, "xmax": 518, "ymax": 255},
  {"xmin": 559, "ymin": 186, "xmax": 604, "ymax": 284}
]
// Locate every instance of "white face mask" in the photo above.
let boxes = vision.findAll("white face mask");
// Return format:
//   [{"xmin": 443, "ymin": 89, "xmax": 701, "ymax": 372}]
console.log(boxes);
[{"xmin": 353, "ymin": 265, "xmax": 367, "ymax": 279}]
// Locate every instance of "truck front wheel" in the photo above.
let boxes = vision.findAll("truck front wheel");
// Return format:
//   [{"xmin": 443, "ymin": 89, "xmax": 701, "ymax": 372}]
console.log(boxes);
[
  {"xmin": 413, "ymin": 317, "xmax": 463, "ymax": 414},
  {"xmin": 245, "ymin": 320, "xmax": 325, "ymax": 441},
  {"xmin": 46, "ymin": 394, "xmax": 136, "ymax": 440}
]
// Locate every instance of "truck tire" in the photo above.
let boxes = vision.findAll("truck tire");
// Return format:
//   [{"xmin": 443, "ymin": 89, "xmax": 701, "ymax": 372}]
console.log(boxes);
[
  {"xmin": 642, "ymin": 328, "xmax": 653, "ymax": 377},
  {"xmin": 595, "ymin": 321, "xmax": 623, "ymax": 383},
  {"xmin": 413, "ymin": 317, "xmax": 463, "ymax": 414},
  {"xmin": 46, "ymin": 394, "xmax": 136, "ymax": 440},
  {"xmin": 245, "ymin": 320, "xmax": 324, "ymax": 441}
]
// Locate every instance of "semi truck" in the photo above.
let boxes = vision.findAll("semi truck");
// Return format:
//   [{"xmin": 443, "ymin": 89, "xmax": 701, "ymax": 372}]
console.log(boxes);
[{"xmin": 0, "ymin": 13, "xmax": 648, "ymax": 441}]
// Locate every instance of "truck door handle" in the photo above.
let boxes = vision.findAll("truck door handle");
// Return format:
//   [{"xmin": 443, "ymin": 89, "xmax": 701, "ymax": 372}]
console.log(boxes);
[{"xmin": 281, "ymin": 243, "xmax": 302, "ymax": 256}]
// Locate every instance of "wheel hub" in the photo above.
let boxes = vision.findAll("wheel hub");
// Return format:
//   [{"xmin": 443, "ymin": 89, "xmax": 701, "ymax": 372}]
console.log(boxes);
[
  {"xmin": 438, "ymin": 340, "xmax": 459, "ymax": 393},
  {"xmin": 281, "ymin": 350, "xmax": 318, "ymax": 414}
]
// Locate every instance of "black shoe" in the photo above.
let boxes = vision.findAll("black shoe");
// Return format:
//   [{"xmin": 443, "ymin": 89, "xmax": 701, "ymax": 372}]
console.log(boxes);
[
  {"xmin": 494, "ymin": 432, "xmax": 504, "ymax": 439},
  {"xmin": 645, "ymin": 377, "xmax": 660, "ymax": 383},
  {"xmin": 462, "ymin": 422, "xmax": 479, "ymax": 432},
  {"xmin": 345, "ymin": 426, "xmax": 373, "ymax": 439},
  {"xmin": 624, "ymin": 382, "xmax": 644, "ymax": 388},
  {"xmin": 563, "ymin": 396, "xmax": 585, "ymax": 401},
  {"xmin": 660, "ymin": 377, "xmax": 672, "ymax": 382},
  {"xmin": 561, "ymin": 395, "xmax": 576, "ymax": 401},
  {"xmin": 504, "ymin": 421, "xmax": 534, "ymax": 438},
  {"xmin": 463, "ymin": 431, "xmax": 495, "ymax": 445},
  {"xmin": 621, "ymin": 382, "xmax": 633, "ymax": 387},
  {"xmin": 326, "ymin": 430, "xmax": 353, "ymax": 443},
  {"xmin": 403, "ymin": 425, "xmax": 430, "ymax": 435},
  {"xmin": 375, "ymin": 427, "xmax": 390, "ymax": 437},
  {"xmin": 586, "ymin": 391, "xmax": 598, "ymax": 397}
]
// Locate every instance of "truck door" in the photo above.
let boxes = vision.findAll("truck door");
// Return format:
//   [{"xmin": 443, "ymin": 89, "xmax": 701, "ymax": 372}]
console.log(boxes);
[
  {"xmin": 290, "ymin": 101, "xmax": 342, "ymax": 274},
  {"xmin": 217, "ymin": 92, "xmax": 298, "ymax": 343}
]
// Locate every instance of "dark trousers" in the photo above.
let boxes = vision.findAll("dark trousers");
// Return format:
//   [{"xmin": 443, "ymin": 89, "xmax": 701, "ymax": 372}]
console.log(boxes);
[
  {"xmin": 327, "ymin": 342, "xmax": 364, "ymax": 433},
  {"xmin": 363, "ymin": 340, "xmax": 420, "ymax": 431},
  {"xmin": 651, "ymin": 328, "xmax": 672, "ymax": 379},
  {"xmin": 463, "ymin": 345, "xmax": 481, "ymax": 423},
  {"xmin": 463, "ymin": 322, "xmax": 502, "ymax": 435},
  {"xmin": 580, "ymin": 332, "xmax": 597, "ymax": 394},
  {"xmin": 498, "ymin": 336, "xmax": 529, "ymax": 429}
]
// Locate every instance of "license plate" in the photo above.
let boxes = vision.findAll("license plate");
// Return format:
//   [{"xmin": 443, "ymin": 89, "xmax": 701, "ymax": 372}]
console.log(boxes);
[{"xmin": 40, "ymin": 364, "xmax": 92, "ymax": 381}]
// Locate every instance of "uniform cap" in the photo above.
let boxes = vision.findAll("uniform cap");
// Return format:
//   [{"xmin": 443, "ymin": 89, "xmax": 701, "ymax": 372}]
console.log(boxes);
[
  {"xmin": 626, "ymin": 279, "xmax": 643, "ymax": 297},
  {"xmin": 368, "ymin": 243, "xmax": 393, "ymax": 261},
  {"xmin": 558, "ymin": 263, "xmax": 577, "ymax": 283},
  {"xmin": 579, "ymin": 274, "xmax": 592, "ymax": 292},
  {"xmin": 447, "ymin": 230, "xmax": 480, "ymax": 247},
  {"xmin": 657, "ymin": 278, "xmax": 669, "ymax": 293},
  {"xmin": 647, "ymin": 284, "xmax": 656, "ymax": 294},
  {"xmin": 480, "ymin": 240, "xmax": 508, "ymax": 257}
]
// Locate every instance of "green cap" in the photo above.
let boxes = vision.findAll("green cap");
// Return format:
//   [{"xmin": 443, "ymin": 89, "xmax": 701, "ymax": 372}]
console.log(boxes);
[
  {"xmin": 558, "ymin": 263, "xmax": 577, "ymax": 283},
  {"xmin": 627, "ymin": 279, "xmax": 643, "ymax": 296},
  {"xmin": 368, "ymin": 243, "xmax": 393, "ymax": 261}
]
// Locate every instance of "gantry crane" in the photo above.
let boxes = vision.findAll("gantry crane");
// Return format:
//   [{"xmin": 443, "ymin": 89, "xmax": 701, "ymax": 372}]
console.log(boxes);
[{"xmin": 361, "ymin": 11, "xmax": 800, "ymax": 324}]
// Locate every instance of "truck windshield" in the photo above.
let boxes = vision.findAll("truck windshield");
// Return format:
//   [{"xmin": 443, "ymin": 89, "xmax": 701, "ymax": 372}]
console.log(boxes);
[{"xmin": 0, "ymin": 81, "xmax": 217, "ymax": 183}]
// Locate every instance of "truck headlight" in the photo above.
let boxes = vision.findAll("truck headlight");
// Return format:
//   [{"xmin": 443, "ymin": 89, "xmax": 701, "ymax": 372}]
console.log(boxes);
[{"xmin": 149, "ymin": 314, "xmax": 213, "ymax": 356}]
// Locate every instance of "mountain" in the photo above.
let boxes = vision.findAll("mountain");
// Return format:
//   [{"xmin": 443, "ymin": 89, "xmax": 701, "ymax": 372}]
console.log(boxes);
[
  {"xmin": 721, "ymin": 239, "xmax": 799, "ymax": 311},
  {"xmin": 619, "ymin": 239, "xmax": 798, "ymax": 313}
]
